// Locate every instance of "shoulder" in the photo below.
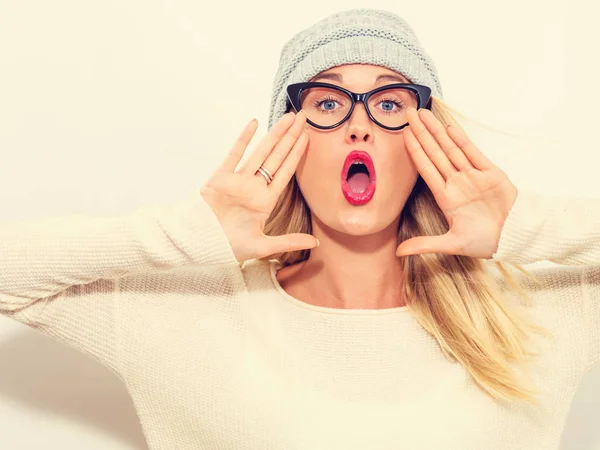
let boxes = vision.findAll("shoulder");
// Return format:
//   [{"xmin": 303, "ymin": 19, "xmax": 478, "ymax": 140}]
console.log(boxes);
[
  {"xmin": 487, "ymin": 261, "xmax": 593, "ymax": 376},
  {"xmin": 484, "ymin": 260, "xmax": 588, "ymax": 341},
  {"xmin": 241, "ymin": 258, "xmax": 307, "ymax": 293}
]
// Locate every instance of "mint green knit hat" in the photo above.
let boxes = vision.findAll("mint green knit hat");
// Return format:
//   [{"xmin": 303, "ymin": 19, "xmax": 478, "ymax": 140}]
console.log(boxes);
[{"xmin": 267, "ymin": 8, "xmax": 444, "ymax": 131}]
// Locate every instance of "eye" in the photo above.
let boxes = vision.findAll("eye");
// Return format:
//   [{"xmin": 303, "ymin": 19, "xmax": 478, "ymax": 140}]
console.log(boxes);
[
  {"xmin": 313, "ymin": 96, "xmax": 343, "ymax": 112},
  {"xmin": 377, "ymin": 98, "xmax": 404, "ymax": 113}
]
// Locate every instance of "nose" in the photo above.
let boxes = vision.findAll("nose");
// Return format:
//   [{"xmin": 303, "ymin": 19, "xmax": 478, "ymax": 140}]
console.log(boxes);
[{"xmin": 344, "ymin": 101, "xmax": 372, "ymax": 144}]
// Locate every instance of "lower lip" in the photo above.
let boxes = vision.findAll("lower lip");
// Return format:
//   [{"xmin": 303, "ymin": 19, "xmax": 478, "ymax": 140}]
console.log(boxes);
[{"xmin": 341, "ymin": 179, "xmax": 376, "ymax": 205}]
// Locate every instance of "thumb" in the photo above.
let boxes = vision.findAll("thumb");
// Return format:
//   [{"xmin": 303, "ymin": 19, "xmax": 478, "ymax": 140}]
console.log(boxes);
[
  {"xmin": 395, "ymin": 234, "xmax": 452, "ymax": 257},
  {"xmin": 264, "ymin": 233, "xmax": 319, "ymax": 256}
]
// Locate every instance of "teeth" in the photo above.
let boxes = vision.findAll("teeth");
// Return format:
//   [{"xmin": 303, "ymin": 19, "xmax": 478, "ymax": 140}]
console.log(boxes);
[{"xmin": 352, "ymin": 161, "xmax": 365, "ymax": 165}]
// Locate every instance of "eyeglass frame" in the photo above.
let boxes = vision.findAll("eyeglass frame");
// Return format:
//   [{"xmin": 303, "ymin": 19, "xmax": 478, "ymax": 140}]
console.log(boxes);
[{"xmin": 285, "ymin": 81, "xmax": 432, "ymax": 131}]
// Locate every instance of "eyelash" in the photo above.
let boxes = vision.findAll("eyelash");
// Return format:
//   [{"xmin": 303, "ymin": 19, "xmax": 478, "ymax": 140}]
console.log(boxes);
[
  {"xmin": 311, "ymin": 96, "xmax": 405, "ymax": 114},
  {"xmin": 378, "ymin": 97, "xmax": 405, "ymax": 115},
  {"xmin": 312, "ymin": 96, "xmax": 342, "ymax": 113}
]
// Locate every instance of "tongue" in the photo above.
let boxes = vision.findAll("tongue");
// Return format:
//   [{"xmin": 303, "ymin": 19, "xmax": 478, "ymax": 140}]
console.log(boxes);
[{"xmin": 347, "ymin": 172, "xmax": 371, "ymax": 193}]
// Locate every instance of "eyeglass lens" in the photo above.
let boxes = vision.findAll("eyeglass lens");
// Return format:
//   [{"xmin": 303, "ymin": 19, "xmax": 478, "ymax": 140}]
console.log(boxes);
[{"xmin": 299, "ymin": 86, "xmax": 418, "ymax": 128}]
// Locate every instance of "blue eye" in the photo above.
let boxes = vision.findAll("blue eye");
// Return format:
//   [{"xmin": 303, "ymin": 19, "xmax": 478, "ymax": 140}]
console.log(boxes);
[
  {"xmin": 311, "ymin": 95, "xmax": 343, "ymax": 114},
  {"xmin": 376, "ymin": 98, "xmax": 404, "ymax": 115}
]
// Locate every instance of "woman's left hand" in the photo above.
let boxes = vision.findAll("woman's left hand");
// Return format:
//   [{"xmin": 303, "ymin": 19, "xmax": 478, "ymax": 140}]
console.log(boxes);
[{"xmin": 395, "ymin": 106, "xmax": 518, "ymax": 260}]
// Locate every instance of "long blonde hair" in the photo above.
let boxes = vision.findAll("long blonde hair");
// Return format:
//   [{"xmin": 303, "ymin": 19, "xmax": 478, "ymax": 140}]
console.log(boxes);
[{"xmin": 260, "ymin": 95, "xmax": 551, "ymax": 405}]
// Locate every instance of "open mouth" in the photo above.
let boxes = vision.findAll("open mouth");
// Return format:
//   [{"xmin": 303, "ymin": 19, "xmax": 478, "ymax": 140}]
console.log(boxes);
[
  {"xmin": 341, "ymin": 151, "xmax": 376, "ymax": 205},
  {"xmin": 346, "ymin": 161, "xmax": 371, "ymax": 193}
]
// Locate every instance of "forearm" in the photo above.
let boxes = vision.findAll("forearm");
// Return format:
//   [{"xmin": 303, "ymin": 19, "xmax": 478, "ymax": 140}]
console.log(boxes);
[
  {"xmin": 0, "ymin": 190, "xmax": 238, "ymax": 310},
  {"xmin": 492, "ymin": 191, "xmax": 600, "ymax": 266}
]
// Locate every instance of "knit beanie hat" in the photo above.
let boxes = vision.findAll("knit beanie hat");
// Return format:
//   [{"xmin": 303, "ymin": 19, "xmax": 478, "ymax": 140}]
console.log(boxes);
[{"xmin": 267, "ymin": 8, "xmax": 444, "ymax": 131}]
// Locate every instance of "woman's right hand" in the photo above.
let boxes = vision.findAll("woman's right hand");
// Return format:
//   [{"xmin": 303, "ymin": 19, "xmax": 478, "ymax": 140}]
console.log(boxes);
[{"xmin": 199, "ymin": 110, "xmax": 319, "ymax": 264}]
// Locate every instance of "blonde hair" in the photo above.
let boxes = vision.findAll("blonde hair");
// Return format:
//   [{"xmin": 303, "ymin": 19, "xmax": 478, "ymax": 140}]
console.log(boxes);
[{"xmin": 260, "ymin": 95, "xmax": 551, "ymax": 405}]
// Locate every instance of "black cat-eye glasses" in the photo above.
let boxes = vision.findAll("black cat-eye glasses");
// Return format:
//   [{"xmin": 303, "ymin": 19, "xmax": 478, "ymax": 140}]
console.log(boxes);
[{"xmin": 286, "ymin": 81, "xmax": 432, "ymax": 131}]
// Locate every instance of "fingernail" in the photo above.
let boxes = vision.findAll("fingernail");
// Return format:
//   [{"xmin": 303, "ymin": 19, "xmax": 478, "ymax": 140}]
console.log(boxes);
[{"xmin": 315, "ymin": 238, "xmax": 320, "ymax": 247}]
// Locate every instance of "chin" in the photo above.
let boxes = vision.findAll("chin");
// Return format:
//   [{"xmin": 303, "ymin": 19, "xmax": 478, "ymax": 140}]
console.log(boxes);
[
  {"xmin": 334, "ymin": 210, "xmax": 388, "ymax": 236},
  {"xmin": 303, "ymin": 185, "xmax": 404, "ymax": 236}
]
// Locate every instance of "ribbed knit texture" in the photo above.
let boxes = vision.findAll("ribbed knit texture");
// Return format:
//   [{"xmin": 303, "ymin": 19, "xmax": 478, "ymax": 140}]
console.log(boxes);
[
  {"xmin": 267, "ymin": 8, "xmax": 444, "ymax": 131},
  {"xmin": 0, "ymin": 190, "xmax": 598, "ymax": 450}
]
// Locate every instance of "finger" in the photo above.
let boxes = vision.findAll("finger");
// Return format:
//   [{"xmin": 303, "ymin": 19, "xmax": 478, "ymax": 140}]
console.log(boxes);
[
  {"xmin": 418, "ymin": 108, "xmax": 475, "ymax": 172},
  {"xmin": 395, "ymin": 233, "xmax": 454, "ymax": 257},
  {"xmin": 238, "ymin": 112, "xmax": 296, "ymax": 175},
  {"xmin": 263, "ymin": 232, "xmax": 319, "ymax": 257},
  {"xmin": 269, "ymin": 131, "xmax": 309, "ymax": 193},
  {"xmin": 403, "ymin": 126, "xmax": 445, "ymax": 196},
  {"xmin": 407, "ymin": 108, "xmax": 457, "ymax": 180},
  {"xmin": 255, "ymin": 110, "xmax": 307, "ymax": 183},
  {"xmin": 219, "ymin": 118, "xmax": 258, "ymax": 173},
  {"xmin": 446, "ymin": 124, "xmax": 494, "ymax": 171}
]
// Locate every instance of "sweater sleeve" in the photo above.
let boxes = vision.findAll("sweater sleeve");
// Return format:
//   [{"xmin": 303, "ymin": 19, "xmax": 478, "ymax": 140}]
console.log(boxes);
[
  {"xmin": 0, "ymin": 190, "xmax": 240, "ymax": 374},
  {"xmin": 491, "ymin": 190, "xmax": 600, "ymax": 373},
  {"xmin": 491, "ymin": 191, "xmax": 600, "ymax": 266}
]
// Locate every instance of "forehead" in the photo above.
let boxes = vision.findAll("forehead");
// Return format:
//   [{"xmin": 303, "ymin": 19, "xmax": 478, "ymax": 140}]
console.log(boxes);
[{"xmin": 310, "ymin": 64, "xmax": 409, "ymax": 86}]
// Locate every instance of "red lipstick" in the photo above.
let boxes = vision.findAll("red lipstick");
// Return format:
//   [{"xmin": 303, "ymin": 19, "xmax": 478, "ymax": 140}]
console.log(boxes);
[{"xmin": 341, "ymin": 150, "xmax": 376, "ymax": 206}]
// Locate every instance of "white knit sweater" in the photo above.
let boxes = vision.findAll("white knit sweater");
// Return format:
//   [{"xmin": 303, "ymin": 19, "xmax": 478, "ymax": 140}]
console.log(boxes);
[{"xmin": 0, "ymin": 190, "xmax": 598, "ymax": 450}]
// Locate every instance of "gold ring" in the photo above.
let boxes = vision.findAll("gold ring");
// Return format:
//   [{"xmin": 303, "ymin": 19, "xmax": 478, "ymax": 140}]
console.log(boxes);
[{"xmin": 257, "ymin": 165, "xmax": 273, "ymax": 184}]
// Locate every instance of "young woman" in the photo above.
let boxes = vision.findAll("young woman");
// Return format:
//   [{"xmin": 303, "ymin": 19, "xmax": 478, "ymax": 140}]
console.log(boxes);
[{"xmin": 1, "ymin": 7, "xmax": 598, "ymax": 450}]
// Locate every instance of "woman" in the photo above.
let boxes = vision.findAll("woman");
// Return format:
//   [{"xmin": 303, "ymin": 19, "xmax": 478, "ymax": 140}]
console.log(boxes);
[{"xmin": 1, "ymin": 7, "xmax": 598, "ymax": 450}]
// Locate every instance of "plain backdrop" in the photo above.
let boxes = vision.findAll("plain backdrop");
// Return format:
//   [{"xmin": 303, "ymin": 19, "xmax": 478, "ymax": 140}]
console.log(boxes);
[{"xmin": 1, "ymin": 0, "xmax": 599, "ymax": 448}]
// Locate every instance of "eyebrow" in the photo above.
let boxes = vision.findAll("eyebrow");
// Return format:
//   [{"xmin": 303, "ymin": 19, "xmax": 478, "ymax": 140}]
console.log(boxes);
[{"xmin": 310, "ymin": 72, "xmax": 408, "ymax": 85}]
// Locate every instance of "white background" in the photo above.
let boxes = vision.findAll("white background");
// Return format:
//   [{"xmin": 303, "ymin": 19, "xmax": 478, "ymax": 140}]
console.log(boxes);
[{"xmin": 1, "ymin": 0, "xmax": 599, "ymax": 448}]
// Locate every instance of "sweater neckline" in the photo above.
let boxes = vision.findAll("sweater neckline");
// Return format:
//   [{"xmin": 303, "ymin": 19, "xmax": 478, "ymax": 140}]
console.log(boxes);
[{"xmin": 269, "ymin": 260, "xmax": 411, "ymax": 316}]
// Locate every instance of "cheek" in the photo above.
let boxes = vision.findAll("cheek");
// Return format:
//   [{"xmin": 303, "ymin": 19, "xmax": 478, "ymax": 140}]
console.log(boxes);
[
  {"xmin": 380, "ymin": 138, "xmax": 420, "ymax": 204},
  {"xmin": 293, "ymin": 141, "xmax": 314, "ymax": 192},
  {"xmin": 295, "ymin": 132, "xmax": 332, "ymax": 183},
  {"xmin": 398, "ymin": 148, "xmax": 418, "ymax": 175},
  {"xmin": 378, "ymin": 133, "xmax": 414, "ymax": 173},
  {"xmin": 395, "ymin": 134, "xmax": 418, "ymax": 174}
]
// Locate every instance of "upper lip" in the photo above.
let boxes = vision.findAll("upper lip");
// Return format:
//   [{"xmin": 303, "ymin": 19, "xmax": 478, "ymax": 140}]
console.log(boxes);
[{"xmin": 342, "ymin": 150, "xmax": 376, "ymax": 181}]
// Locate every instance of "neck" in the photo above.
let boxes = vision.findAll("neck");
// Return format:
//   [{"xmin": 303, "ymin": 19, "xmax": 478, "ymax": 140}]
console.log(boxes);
[{"xmin": 299, "ymin": 219, "xmax": 406, "ymax": 310}]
